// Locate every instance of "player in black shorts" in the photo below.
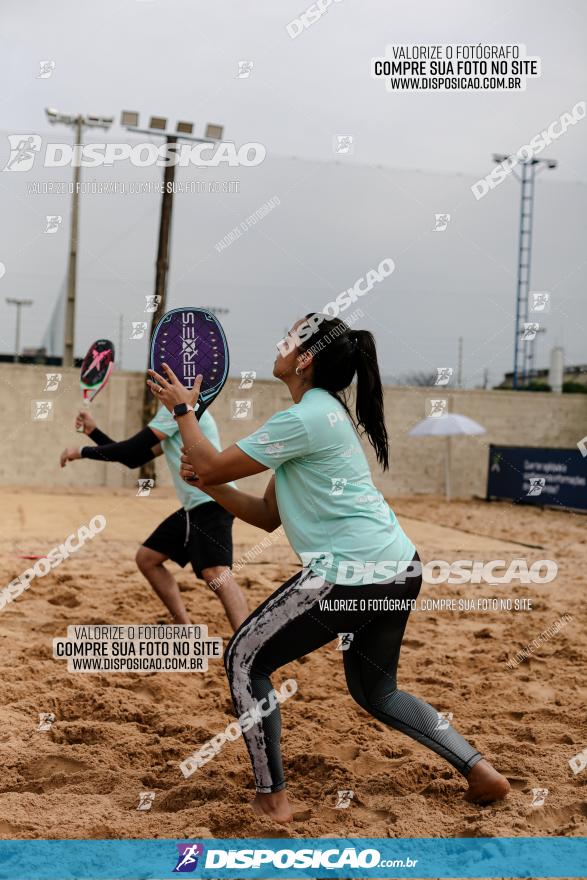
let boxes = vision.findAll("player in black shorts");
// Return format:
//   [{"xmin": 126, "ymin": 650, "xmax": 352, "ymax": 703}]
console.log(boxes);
[{"xmin": 60, "ymin": 406, "xmax": 248, "ymax": 631}]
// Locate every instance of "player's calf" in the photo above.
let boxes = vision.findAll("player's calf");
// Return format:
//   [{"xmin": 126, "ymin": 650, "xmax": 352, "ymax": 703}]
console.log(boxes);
[{"xmin": 202, "ymin": 566, "xmax": 249, "ymax": 631}]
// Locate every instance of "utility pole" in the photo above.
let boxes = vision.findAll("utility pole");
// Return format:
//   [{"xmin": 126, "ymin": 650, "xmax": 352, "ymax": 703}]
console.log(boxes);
[
  {"xmin": 491, "ymin": 153, "xmax": 557, "ymax": 390},
  {"xmin": 148, "ymin": 133, "xmax": 178, "ymax": 349},
  {"xmin": 120, "ymin": 113, "xmax": 224, "ymax": 480},
  {"xmin": 6, "ymin": 297, "xmax": 33, "ymax": 361},
  {"xmin": 64, "ymin": 115, "xmax": 82, "ymax": 370},
  {"xmin": 118, "ymin": 314, "xmax": 124, "ymax": 370},
  {"xmin": 457, "ymin": 336, "xmax": 463, "ymax": 388},
  {"xmin": 45, "ymin": 109, "xmax": 114, "ymax": 366}
]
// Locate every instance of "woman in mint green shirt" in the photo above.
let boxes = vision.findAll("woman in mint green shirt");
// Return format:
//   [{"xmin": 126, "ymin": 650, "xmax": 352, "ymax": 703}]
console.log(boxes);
[{"xmin": 148, "ymin": 314, "xmax": 510, "ymax": 822}]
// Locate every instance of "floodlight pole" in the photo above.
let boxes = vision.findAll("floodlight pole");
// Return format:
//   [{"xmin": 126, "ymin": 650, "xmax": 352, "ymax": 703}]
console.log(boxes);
[
  {"xmin": 121, "ymin": 114, "xmax": 224, "ymax": 480},
  {"xmin": 64, "ymin": 115, "xmax": 83, "ymax": 369},
  {"xmin": 151, "ymin": 135, "xmax": 177, "ymax": 347},
  {"xmin": 141, "ymin": 135, "xmax": 178, "ymax": 439},
  {"xmin": 493, "ymin": 154, "xmax": 557, "ymax": 389},
  {"xmin": 45, "ymin": 109, "xmax": 113, "ymax": 367},
  {"xmin": 512, "ymin": 159, "xmax": 537, "ymax": 390}
]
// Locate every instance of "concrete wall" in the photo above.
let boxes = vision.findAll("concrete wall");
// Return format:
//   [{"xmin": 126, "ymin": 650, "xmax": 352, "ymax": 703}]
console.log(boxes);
[{"xmin": 3, "ymin": 363, "xmax": 586, "ymax": 497}]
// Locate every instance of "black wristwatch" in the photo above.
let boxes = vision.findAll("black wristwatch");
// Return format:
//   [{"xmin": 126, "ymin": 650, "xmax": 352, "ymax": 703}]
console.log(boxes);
[{"xmin": 173, "ymin": 403, "xmax": 195, "ymax": 420}]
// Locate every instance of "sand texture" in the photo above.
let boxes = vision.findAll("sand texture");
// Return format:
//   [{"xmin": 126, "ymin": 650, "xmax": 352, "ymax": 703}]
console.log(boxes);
[{"xmin": 0, "ymin": 487, "xmax": 585, "ymax": 842}]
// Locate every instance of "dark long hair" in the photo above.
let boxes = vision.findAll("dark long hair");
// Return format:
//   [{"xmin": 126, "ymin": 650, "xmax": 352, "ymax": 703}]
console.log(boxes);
[{"xmin": 297, "ymin": 314, "xmax": 389, "ymax": 470}]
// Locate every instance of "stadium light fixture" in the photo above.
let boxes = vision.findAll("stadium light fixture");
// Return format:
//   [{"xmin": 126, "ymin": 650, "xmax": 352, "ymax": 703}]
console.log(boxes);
[
  {"xmin": 205, "ymin": 123, "xmax": 224, "ymax": 140},
  {"xmin": 46, "ymin": 108, "xmax": 74, "ymax": 125},
  {"xmin": 121, "ymin": 113, "xmax": 223, "ymax": 143},
  {"xmin": 85, "ymin": 114, "xmax": 114, "ymax": 129},
  {"xmin": 121, "ymin": 110, "xmax": 139, "ymax": 127}
]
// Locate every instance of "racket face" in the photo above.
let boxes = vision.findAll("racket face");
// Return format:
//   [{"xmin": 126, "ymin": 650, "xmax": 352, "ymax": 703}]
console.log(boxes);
[
  {"xmin": 150, "ymin": 308, "xmax": 229, "ymax": 415},
  {"xmin": 80, "ymin": 339, "xmax": 115, "ymax": 401}
]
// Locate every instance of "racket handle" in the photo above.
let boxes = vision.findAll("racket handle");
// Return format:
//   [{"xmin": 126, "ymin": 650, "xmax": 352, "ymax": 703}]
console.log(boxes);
[{"xmin": 76, "ymin": 402, "xmax": 90, "ymax": 433}]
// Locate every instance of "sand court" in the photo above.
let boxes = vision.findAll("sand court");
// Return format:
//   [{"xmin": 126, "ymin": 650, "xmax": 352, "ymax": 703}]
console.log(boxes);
[{"xmin": 0, "ymin": 487, "xmax": 585, "ymax": 840}]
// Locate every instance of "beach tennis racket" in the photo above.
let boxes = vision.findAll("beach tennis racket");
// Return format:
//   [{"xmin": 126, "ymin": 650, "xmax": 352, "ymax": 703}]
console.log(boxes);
[
  {"xmin": 150, "ymin": 307, "xmax": 229, "ymax": 420},
  {"xmin": 76, "ymin": 338, "xmax": 115, "ymax": 431}
]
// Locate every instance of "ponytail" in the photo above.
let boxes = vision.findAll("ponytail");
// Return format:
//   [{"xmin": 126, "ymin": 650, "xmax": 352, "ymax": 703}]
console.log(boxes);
[
  {"xmin": 297, "ymin": 315, "xmax": 389, "ymax": 470},
  {"xmin": 348, "ymin": 329, "xmax": 389, "ymax": 470}
]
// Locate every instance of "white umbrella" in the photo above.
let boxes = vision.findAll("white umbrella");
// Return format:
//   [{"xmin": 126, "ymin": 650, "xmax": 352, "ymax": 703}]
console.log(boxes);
[{"xmin": 408, "ymin": 412, "xmax": 486, "ymax": 500}]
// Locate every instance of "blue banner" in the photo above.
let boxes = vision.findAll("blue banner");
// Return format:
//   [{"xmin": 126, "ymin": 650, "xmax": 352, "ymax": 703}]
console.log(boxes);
[
  {"xmin": 487, "ymin": 444, "xmax": 587, "ymax": 511},
  {"xmin": 0, "ymin": 838, "xmax": 585, "ymax": 878}
]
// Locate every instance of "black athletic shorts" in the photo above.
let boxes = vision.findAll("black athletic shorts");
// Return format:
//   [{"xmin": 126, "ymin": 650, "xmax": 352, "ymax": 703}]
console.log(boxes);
[{"xmin": 142, "ymin": 501, "xmax": 234, "ymax": 579}]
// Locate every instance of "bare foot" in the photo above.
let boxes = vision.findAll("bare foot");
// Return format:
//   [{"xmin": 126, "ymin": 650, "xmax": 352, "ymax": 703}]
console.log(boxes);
[
  {"xmin": 464, "ymin": 759, "xmax": 511, "ymax": 804},
  {"xmin": 251, "ymin": 790, "xmax": 293, "ymax": 824}
]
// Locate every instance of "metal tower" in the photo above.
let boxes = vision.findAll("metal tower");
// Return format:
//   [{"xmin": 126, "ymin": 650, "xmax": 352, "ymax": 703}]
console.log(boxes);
[
  {"xmin": 515, "ymin": 160, "xmax": 536, "ymax": 387},
  {"xmin": 492, "ymin": 154, "xmax": 557, "ymax": 389}
]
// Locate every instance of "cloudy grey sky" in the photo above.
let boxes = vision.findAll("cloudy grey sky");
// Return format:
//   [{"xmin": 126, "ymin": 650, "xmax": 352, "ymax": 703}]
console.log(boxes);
[{"xmin": 0, "ymin": 0, "xmax": 585, "ymax": 385}]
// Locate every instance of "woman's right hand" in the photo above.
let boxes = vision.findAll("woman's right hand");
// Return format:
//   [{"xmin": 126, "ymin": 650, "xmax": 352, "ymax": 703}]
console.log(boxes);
[{"xmin": 75, "ymin": 410, "xmax": 96, "ymax": 435}]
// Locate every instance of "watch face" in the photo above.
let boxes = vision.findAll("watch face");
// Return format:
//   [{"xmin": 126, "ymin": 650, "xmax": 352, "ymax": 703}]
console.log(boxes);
[{"xmin": 174, "ymin": 403, "xmax": 188, "ymax": 416}]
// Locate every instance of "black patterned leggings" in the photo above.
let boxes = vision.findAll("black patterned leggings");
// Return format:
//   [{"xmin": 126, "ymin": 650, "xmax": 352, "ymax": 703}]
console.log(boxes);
[{"xmin": 224, "ymin": 554, "xmax": 482, "ymax": 793}]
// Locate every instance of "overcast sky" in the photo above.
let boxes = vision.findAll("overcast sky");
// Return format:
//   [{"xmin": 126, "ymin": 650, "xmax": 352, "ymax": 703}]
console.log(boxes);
[{"xmin": 0, "ymin": 0, "xmax": 585, "ymax": 386}]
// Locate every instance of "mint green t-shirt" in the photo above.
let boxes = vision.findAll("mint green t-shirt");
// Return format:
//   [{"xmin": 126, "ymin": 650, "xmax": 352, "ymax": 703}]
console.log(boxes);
[
  {"xmin": 149, "ymin": 407, "xmax": 225, "ymax": 512},
  {"xmin": 236, "ymin": 387, "xmax": 415, "ymax": 585}
]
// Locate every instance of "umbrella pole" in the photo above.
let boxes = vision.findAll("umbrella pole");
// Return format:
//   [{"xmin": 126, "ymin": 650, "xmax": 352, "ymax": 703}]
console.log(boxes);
[{"xmin": 445, "ymin": 435, "xmax": 452, "ymax": 501}]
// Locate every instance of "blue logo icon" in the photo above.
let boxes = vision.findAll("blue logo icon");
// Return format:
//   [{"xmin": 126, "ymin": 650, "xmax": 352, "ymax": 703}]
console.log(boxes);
[{"xmin": 173, "ymin": 843, "xmax": 204, "ymax": 872}]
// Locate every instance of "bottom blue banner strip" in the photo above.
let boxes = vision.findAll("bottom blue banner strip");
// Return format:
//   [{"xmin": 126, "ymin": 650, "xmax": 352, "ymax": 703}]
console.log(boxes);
[{"xmin": 0, "ymin": 837, "xmax": 585, "ymax": 879}]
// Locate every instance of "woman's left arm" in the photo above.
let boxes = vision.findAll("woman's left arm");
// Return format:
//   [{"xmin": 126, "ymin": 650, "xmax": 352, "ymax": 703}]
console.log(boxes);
[{"xmin": 147, "ymin": 365, "xmax": 267, "ymax": 485}]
